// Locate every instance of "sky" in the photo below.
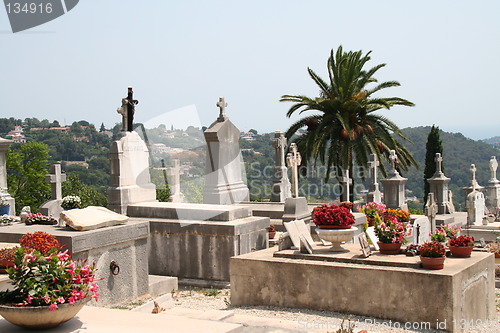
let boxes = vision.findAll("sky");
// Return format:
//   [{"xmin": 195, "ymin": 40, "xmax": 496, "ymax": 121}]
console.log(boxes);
[{"xmin": 1, "ymin": 1, "xmax": 499, "ymax": 140}]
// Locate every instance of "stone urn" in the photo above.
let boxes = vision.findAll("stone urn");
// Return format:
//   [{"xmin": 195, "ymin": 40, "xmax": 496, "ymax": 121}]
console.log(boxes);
[
  {"xmin": 0, "ymin": 298, "xmax": 88, "ymax": 329},
  {"xmin": 482, "ymin": 217, "xmax": 488, "ymax": 225},
  {"xmin": 316, "ymin": 226, "xmax": 357, "ymax": 252}
]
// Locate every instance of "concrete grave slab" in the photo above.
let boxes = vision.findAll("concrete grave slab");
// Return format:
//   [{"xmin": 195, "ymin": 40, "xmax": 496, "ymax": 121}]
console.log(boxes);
[{"xmin": 60, "ymin": 206, "xmax": 129, "ymax": 231}]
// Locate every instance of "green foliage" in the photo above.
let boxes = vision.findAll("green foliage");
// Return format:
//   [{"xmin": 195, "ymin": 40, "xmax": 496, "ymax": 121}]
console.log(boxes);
[
  {"xmin": 6, "ymin": 141, "xmax": 50, "ymax": 213},
  {"xmin": 156, "ymin": 188, "xmax": 171, "ymax": 202},
  {"xmin": 423, "ymin": 125, "xmax": 443, "ymax": 205},
  {"xmin": 280, "ymin": 46, "xmax": 417, "ymax": 202},
  {"xmin": 62, "ymin": 174, "xmax": 107, "ymax": 208}
]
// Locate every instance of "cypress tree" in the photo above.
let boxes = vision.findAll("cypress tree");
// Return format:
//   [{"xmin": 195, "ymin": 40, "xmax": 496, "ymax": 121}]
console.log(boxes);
[{"xmin": 423, "ymin": 125, "xmax": 443, "ymax": 206}]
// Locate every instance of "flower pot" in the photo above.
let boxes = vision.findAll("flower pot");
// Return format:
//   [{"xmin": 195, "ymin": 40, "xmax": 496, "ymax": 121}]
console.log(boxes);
[
  {"xmin": 482, "ymin": 217, "xmax": 488, "ymax": 225},
  {"xmin": 366, "ymin": 217, "xmax": 375, "ymax": 227},
  {"xmin": 420, "ymin": 255, "xmax": 445, "ymax": 270},
  {"xmin": 317, "ymin": 225, "xmax": 353, "ymax": 229},
  {"xmin": 449, "ymin": 245, "xmax": 474, "ymax": 258},
  {"xmin": 0, "ymin": 205, "xmax": 9, "ymax": 215},
  {"xmin": 0, "ymin": 298, "xmax": 88, "ymax": 329},
  {"xmin": 316, "ymin": 227, "xmax": 357, "ymax": 252},
  {"xmin": 377, "ymin": 242, "xmax": 402, "ymax": 255},
  {"xmin": 488, "ymin": 215, "xmax": 496, "ymax": 223},
  {"xmin": 495, "ymin": 252, "xmax": 500, "ymax": 259},
  {"xmin": 268, "ymin": 231, "xmax": 276, "ymax": 239}
]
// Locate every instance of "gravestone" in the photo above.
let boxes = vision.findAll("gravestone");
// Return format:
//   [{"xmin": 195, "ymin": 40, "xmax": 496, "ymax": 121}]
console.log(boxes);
[
  {"xmin": 282, "ymin": 143, "xmax": 309, "ymax": 222},
  {"xmin": 203, "ymin": 97, "xmax": 249, "ymax": 204},
  {"xmin": 167, "ymin": 159, "xmax": 185, "ymax": 203},
  {"xmin": 337, "ymin": 168, "xmax": 352, "ymax": 202},
  {"xmin": 427, "ymin": 153, "xmax": 452, "ymax": 214},
  {"xmin": 39, "ymin": 164, "xmax": 66, "ymax": 217},
  {"xmin": 108, "ymin": 89, "xmax": 156, "ymax": 214},
  {"xmin": 271, "ymin": 131, "xmax": 291, "ymax": 202},
  {"xmin": 380, "ymin": 150, "xmax": 408, "ymax": 210},
  {"xmin": 413, "ymin": 216, "xmax": 431, "ymax": 245},
  {"xmin": 283, "ymin": 219, "xmax": 315, "ymax": 249},
  {"xmin": 466, "ymin": 167, "xmax": 485, "ymax": 226},
  {"xmin": 367, "ymin": 154, "xmax": 382, "ymax": 203},
  {"xmin": 0, "ymin": 137, "xmax": 15, "ymax": 215},
  {"xmin": 486, "ymin": 156, "xmax": 500, "ymax": 213},
  {"xmin": 463, "ymin": 163, "xmax": 484, "ymax": 200}
]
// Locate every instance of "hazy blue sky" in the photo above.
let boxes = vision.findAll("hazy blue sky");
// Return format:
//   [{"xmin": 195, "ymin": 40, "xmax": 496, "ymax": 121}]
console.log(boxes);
[{"xmin": 1, "ymin": 1, "xmax": 499, "ymax": 139}]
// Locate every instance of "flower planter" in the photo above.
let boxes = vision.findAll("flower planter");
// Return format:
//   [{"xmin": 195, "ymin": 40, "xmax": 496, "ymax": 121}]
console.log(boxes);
[
  {"xmin": 316, "ymin": 227, "xmax": 357, "ymax": 252},
  {"xmin": 420, "ymin": 256, "xmax": 445, "ymax": 270},
  {"xmin": 377, "ymin": 242, "xmax": 402, "ymax": 255},
  {"xmin": 449, "ymin": 246, "xmax": 473, "ymax": 258},
  {"xmin": 268, "ymin": 231, "xmax": 276, "ymax": 239},
  {"xmin": 0, "ymin": 298, "xmax": 88, "ymax": 329},
  {"xmin": 317, "ymin": 225, "xmax": 353, "ymax": 229},
  {"xmin": 495, "ymin": 253, "xmax": 500, "ymax": 259}
]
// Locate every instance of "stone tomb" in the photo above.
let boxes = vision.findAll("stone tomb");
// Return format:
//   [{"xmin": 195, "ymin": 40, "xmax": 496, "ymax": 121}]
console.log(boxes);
[
  {"xmin": 0, "ymin": 221, "xmax": 150, "ymax": 307},
  {"xmin": 231, "ymin": 245, "xmax": 495, "ymax": 333},
  {"xmin": 127, "ymin": 201, "xmax": 269, "ymax": 281}
]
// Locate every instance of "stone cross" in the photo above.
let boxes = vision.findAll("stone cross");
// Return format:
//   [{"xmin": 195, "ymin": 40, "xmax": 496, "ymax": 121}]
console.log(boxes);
[
  {"xmin": 490, "ymin": 156, "xmax": 498, "ymax": 181},
  {"xmin": 435, "ymin": 153, "xmax": 443, "ymax": 174},
  {"xmin": 338, "ymin": 168, "xmax": 352, "ymax": 202},
  {"xmin": 216, "ymin": 96, "xmax": 228, "ymax": 122},
  {"xmin": 425, "ymin": 192, "xmax": 438, "ymax": 231},
  {"xmin": 45, "ymin": 164, "xmax": 66, "ymax": 200},
  {"xmin": 368, "ymin": 154, "xmax": 379, "ymax": 185},
  {"xmin": 470, "ymin": 164, "xmax": 477, "ymax": 190},
  {"xmin": 389, "ymin": 150, "xmax": 397, "ymax": 173},
  {"xmin": 124, "ymin": 87, "xmax": 139, "ymax": 132},
  {"xmin": 167, "ymin": 159, "xmax": 182, "ymax": 198},
  {"xmin": 286, "ymin": 143, "xmax": 302, "ymax": 198}
]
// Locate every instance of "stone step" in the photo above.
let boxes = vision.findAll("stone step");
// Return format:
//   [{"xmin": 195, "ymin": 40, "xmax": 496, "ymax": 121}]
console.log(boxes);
[{"xmin": 148, "ymin": 275, "xmax": 178, "ymax": 298}]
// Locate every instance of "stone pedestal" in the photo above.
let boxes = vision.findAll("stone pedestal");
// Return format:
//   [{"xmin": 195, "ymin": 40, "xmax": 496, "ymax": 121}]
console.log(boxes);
[
  {"xmin": 428, "ymin": 174, "xmax": 451, "ymax": 214},
  {"xmin": 0, "ymin": 221, "xmax": 150, "ymax": 306},
  {"xmin": 0, "ymin": 138, "xmax": 15, "ymax": 215},
  {"xmin": 107, "ymin": 131, "xmax": 156, "ymax": 214},
  {"xmin": 380, "ymin": 173, "xmax": 408, "ymax": 210},
  {"xmin": 203, "ymin": 111, "xmax": 249, "ymax": 205}
]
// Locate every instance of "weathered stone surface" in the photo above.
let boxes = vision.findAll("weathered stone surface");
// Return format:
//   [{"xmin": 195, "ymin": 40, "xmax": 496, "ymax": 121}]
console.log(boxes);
[
  {"xmin": 231, "ymin": 247, "xmax": 495, "ymax": 333},
  {"xmin": 282, "ymin": 197, "xmax": 310, "ymax": 222},
  {"xmin": 60, "ymin": 206, "xmax": 129, "ymax": 231}
]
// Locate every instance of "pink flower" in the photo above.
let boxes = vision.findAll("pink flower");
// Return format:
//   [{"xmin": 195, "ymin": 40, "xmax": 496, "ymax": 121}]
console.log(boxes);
[
  {"xmin": 57, "ymin": 296, "xmax": 65, "ymax": 304},
  {"xmin": 65, "ymin": 262, "xmax": 76, "ymax": 275},
  {"xmin": 43, "ymin": 295, "xmax": 51, "ymax": 304},
  {"xmin": 89, "ymin": 283, "xmax": 99, "ymax": 293},
  {"xmin": 27, "ymin": 294, "xmax": 34, "ymax": 304},
  {"xmin": 49, "ymin": 303, "xmax": 58, "ymax": 311},
  {"xmin": 57, "ymin": 250, "xmax": 69, "ymax": 261}
]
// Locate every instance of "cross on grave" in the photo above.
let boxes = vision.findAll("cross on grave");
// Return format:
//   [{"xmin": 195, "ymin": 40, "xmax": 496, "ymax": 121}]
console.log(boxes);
[
  {"xmin": 216, "ymin": 96, "xmax": 228, "ymax": 122},
  {"xmin": 490, "ymin": 156, "xmax": 498, "ymax": 181},
  {"xmin": 368, "ymin": 154, "xmax": 379, "ymax": 184},
  {"xmin": 45, "ymin": 164, "xmax": 66, "ymax": 200},
  {"xmin": 167, "ymin": 159, "xmax": 182, "ymax": 198},
  {"xmin": 124, "ymin": 87, "xmax": 139, "ymax": 132},
  {"xmin": 286, "ymin": 143, "xmax": 302, "ymax": 198},
  {"xmin": 425, "ymin": 192, "xmax": 438, "ymax": 231},
  {"xmin": 389, "ymin": 150, "xmax": 397, "ymax": 173},
  {"xmin": 435, "ymin": 153, "xmax": 443, "ymax": 174},
  {"xmin": 272, "ymin": 131, "xmax": 287, "ymax": 167},
  {"xmin": 337, "ymin": 168, "xmax": 352, "ymax": 202}
]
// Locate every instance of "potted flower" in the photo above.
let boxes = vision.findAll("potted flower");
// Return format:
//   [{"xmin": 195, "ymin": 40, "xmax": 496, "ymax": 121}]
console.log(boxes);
[
  {"xmin": 359, "ymin": 202, "xmax": 386, "ymax": 227},
  {"xmin": 25, "ymin": 213, "xmax": 57, "ymax": 226},
  {"xmin": 0, "ymin": 214, "xmax": 17, "ymax": 226},
  {"xmin": 430, "ymin": 224, "xmax": 461, "ymax": 244},
  {"xmin": 382, "ymin": 208, "xmax": 410, "ymax": 223},
  {"xmin": 487, "ymin": 213, "xmax": 496, "ymax": 223},
  {"xmin": 0, "ymin": 246, "xmax": 100, "ymax": 329},
  {"xmin": 419, "ymin": 241, "xmax": 446, "ymax": 269},
  {"xmin": 486, "ymin": 242, "xmax": 500, "ymax": 258},
  {"xmin": 268, "ymin": 224, "xmax": 276, "ymax": 239},
  {"xmin": 61, "ymin": 195, "xmax": 81, "ymax": 210},
  {"xmin": 448, "ymin": 235, "xmax": 475, "ymax": 258},
  {"xmin": 313, "ymin": 204, "xmax": 357, "ymax": 252},
  {"xmin": 374, "ymin": 216, "xmax": 412, "ymax": 254},
  {"xmin": 0, "ymin": 246, "xmax": 18, "ymax": 273},
  {"xmin": 19, "ymin": 231, "xmax": 61, "ymax": 255}
]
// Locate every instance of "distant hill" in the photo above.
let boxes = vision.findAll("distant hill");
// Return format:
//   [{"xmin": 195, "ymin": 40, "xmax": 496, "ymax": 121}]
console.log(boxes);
[{"xmin": 400, "ymin": 127, "xmax": 500, "ymax": 210}]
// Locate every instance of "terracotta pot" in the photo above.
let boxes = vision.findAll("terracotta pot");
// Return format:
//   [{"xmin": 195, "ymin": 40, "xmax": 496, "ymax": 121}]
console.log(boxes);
[
  {"xmin": 0, "ymin": 257, "xmax": 14, "ymax": 274},
  {"xmin": 449, "ymin": 246, "xmax": 473, "ymax": 258},
  {"xmin": 0, "ymin": 298, "xmax": 88, "ymax": 329},
  {"xmin": 317, "ymin": 225, "xmax": 353, "ymax": 229},
  {"xmin": 420, "ymin": 255, "xmax": 445, "ymax": 270},
  {"xmin": 268, "ymin": 231, "xmax": 276, "ymax": 239},
  {"xmin": 494, "ymin": 252, "xmax": 500, "ymax": 259},
  {"xmin": 377, "ymin": 242, "xmax": 402, "ymax": 255}
]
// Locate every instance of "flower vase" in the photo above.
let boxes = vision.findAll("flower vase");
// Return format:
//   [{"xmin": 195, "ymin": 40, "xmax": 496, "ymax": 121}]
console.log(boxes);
[
  {"xmin": 377, "ymin": 242, "xmax": 402, "ymax": 255},
  {"xmin": 449, "ymin": 246, "xmax": 473, "ymax": 258},
  {"xmin": 0, "ymin": 298, "xmax": 88, "ymax": 329},
  {"xmin": 420, "ymin": 256, "xmax": 445, "ymax": 270},
  {"xmin": 316, "ymin": 227, "xmax": 357, "ymax": 252}
]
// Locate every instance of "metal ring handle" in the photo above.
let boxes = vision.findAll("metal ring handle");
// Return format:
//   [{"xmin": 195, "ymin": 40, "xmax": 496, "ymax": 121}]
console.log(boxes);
[{"xmin": 110, "ymin": 261, "xmax": 120, "ymax": 275}]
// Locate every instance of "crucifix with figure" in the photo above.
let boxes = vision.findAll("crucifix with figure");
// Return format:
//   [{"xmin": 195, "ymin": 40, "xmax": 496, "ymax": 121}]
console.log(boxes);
[
  {"xmin": 117, "ymin": 87, "xmax": 139, "ymax": 132},
  {"xmin": 217, "ymin": 96, "xmax": 228, "ymax": 122},
  {"xmin": 287, "ymin": 143, "xmax": 302, "ymax": 198}
]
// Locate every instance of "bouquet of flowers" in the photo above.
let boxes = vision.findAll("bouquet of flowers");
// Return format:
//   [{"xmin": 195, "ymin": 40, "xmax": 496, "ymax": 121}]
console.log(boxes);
[
  {"xmin": 359, "ymin": 202, "xmax": 386, "ymax": 219},
  {"xmin": 430, "ymin": 224, "xmax": 461, "ymax": 242},
  {"xmin": 312, "ymin": 204, "xmax": 355, "ymax": 227},
  {"xmin": 419, "ymin": 241, "xmax": 446, "ymax": 258},
  {"xmin": 382, "ymin": 208, "xmax": 410, "ymax": 222},
  {"xmin": 25, "ymin": 213, "xmax": 57, "ymax": 226},
  {"xmin": 61, "ymin": 196, "xmax": 81, "ymax": 209},
  {"xmin": 0, "ymin": 247, "xmax": 100, "ymax": 310},
  {"xmin": 374, "ymin": 216, "xmax": 412, "ymax": 244},
  {"xmin": 449, "ymin": 235, "xmax": 474, "ymax": 247}
]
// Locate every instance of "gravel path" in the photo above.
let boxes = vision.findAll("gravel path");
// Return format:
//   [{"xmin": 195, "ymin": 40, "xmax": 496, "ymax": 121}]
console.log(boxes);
[{"xmin": 168, "ymin": 287, "xmax": 500, "ymax": 333}]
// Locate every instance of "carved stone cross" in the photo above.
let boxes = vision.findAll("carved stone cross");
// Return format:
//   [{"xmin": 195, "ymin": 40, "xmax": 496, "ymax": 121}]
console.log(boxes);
[
  {"xmin": 470, "ymin": 164, "xmax": 477, "ymax": 190},
  {"xmin": 286, "ymin": 143, "xmax": 302, "ymax": 198},
  {"xmin": 272, "ymin": 131, "xmax": 287, "ymax": 167},
  {"xmin": 216, "ymin": 96, "xmax": 228, "ymax": 122},
  {"xmin": 425, "ymin": 192, "xmax": 438, "ymax": 231},
  {"xmin": 435, "ymin": 153, "xmax": 443, "ymax": 174},
  {"xmin": 45, "ymin": 164, "xmax": 66, "ymax": 200},
  {"xmin": 490, "ymin": 156, "xmax": 498, "ymax": 181},
  {"xmin": 167, "ymin": 159, "xmax": 182, "ymax": 196},
  {"xmin": 368, "ymin": 154, "xmax": 379, "ymax": 184}
]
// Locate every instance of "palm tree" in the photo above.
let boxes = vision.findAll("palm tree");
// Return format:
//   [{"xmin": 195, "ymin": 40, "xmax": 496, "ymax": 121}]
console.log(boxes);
[{"xmin": 281, "ymin": 46, "xmax": 417, "ymax": 201}]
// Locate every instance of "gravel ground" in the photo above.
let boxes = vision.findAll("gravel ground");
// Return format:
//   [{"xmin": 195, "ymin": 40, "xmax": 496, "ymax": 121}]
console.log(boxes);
[{"xmin": 167, "ymin": 287, "xmax": 500, "ymax": 333}]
